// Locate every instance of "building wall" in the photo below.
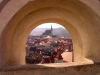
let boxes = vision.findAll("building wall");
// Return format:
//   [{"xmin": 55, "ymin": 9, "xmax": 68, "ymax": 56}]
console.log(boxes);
[
  {"xmin": 0, "ymin": 0, "xmax": 100, "ymax": 75},
  {"xmin": 0, "ymin": 62, "xmax": 100, "ymax": 75}
]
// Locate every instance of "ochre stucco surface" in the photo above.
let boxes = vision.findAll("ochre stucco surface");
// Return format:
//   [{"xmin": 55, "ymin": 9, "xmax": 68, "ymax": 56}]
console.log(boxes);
[{"xmin": 0, "ymin": 0, "xmax": 100, "ymax": 75}]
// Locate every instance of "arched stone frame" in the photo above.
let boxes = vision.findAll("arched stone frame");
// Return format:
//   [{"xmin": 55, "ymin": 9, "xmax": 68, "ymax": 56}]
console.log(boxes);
[{"xmin": 0, "ymin": 0, "xmax": 100, "ymax": 68}]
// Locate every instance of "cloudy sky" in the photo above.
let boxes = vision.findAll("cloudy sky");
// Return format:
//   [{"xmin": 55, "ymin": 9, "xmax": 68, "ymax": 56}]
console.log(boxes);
[{"xmin": 37, "ymin": 23, "xmax": 65, "ymax": 28}]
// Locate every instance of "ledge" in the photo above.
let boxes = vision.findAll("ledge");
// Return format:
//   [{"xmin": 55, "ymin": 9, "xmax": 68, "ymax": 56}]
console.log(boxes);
[{"xmin": 0, "ymin": 59, "xmax": 95, "ymax": 72}]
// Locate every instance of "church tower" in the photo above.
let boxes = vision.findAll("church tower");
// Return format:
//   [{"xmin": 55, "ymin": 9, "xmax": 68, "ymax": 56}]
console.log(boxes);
[{"xmin": 51, "ymin": 25, "xmax": 53, "ymax": 36}]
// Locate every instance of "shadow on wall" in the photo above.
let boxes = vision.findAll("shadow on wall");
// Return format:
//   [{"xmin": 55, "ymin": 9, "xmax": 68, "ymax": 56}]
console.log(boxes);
[
  {"xmin": 0, "ymin": 62, "xmax": 100, "ymax": 75},
  {"xmin": 0, "ymin": 0, "xmax": 10, "ymax": 12}
]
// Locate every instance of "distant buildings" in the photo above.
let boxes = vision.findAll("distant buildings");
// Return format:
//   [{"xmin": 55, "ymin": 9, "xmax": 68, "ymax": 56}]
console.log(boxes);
[
  {"xmin": 42, "ymin": 25, "xmax": 53, "ymax": 36},
  {"xmin": 26, "ymin": 26, "xmax": 73, "ymax": 64}
]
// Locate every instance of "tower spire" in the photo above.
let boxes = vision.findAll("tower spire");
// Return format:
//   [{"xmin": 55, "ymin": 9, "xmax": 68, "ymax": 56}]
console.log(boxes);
[{"xmin": 51, "ymin": 24, "xmax": 53, "ymax": 36}]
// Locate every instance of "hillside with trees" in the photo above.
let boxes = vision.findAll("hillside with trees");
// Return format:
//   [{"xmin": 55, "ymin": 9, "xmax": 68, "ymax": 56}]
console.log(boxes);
[{"xmin": 30, "ymin": 27, "xmax": 70, "ymax": 38}]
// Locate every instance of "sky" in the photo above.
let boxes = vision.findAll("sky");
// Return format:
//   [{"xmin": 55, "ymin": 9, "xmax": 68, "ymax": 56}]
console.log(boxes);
[{"xmin": 37, "ymin": 23, "xmax": 65, "ymax": 28}]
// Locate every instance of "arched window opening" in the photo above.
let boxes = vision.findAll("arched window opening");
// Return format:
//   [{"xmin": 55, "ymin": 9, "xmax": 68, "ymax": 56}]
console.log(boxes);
[{"xmin": 25, "ymin": 23, "xmax": 73, "ymax": 64}]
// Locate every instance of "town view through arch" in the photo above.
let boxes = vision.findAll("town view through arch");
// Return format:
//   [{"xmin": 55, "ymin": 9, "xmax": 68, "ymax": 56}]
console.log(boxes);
[{"xmin": 26, "ymin": 23, "xmax": 73, "ymax": 64}]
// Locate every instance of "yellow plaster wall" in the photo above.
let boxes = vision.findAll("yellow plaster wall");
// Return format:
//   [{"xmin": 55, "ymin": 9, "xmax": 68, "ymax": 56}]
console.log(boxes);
[{"xmin": 0, "ymin": 0, "xmax": 100, "ymax": 73}]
